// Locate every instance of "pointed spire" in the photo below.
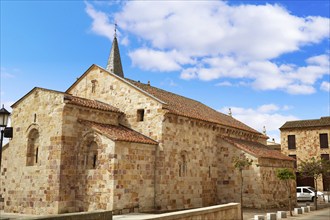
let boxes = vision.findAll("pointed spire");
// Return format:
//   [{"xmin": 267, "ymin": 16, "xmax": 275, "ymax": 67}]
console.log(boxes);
[{"xmin": 106, "ymin": 23, "xmax": 124, "ymax": 77}]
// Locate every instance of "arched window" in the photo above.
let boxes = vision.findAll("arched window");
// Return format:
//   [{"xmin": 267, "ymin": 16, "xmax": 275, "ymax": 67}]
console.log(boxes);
[
  {"xmin": 91, "ymin": 80, "xmax": 98, "ymax": 93},
  {"xmin": 26, "ymin": 129, "xmax": 39, "ymax": 166},
  {"xmin": 179, "ymin": 151, "xmax": 188, "ymax": 177},
  {"xmin": 84, "ymin": 141, "xmax": 98, "ymax": 169}
]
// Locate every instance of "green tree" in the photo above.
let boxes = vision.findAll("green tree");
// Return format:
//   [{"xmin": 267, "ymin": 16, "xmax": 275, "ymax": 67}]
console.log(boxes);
[
  {"xmin": 276, "ymin": 168, "xmax": 295, "ymax": 216},
  {"xmin": 233, "ymin": 153, "xmax": 253, "ymax": 220},
  {"xmin": 298, "ymin": 157, "xmax": 330, "ymax": 210}
]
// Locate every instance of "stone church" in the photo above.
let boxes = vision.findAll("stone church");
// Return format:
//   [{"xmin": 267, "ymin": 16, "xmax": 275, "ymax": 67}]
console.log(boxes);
[{"xmin": 1, "ymin": 35, "xmax": 295, "ymax": 215}]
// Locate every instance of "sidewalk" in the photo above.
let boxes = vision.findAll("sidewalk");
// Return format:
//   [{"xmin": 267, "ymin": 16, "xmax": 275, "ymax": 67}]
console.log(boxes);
[{"xmin": 243, "ymin": 202, "xmax": 330, "ymax": 220}]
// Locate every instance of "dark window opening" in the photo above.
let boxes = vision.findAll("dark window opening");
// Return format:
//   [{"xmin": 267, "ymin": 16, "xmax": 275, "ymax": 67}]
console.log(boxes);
[
  {"xmin": 321, "ymin": 154, "xmax": 329, "ymax": 161},
  {"xmin": 35, "ymin": 147, "xmax": 38, "ymax": 163},
  {"xmin": 137, "ymin": 109, "xmax": 145, "ymax": 122},
  {"xmin": 320, "ymin": 133, "xmax": 329, "ymax": 148},
  {"xmin": 85, "ymin": 141, "xmax": 98, "ymax": 169},
  {"xmin": 288, "ymin": 135, "xmax": 296, "ymax": 149},
  {"xmin": 179, "ymin": 164, "xmax": 181, "ymax": 177},
  {"xmin": 93, "ymin": 154, "xmax": 97, "ymax": 169}
]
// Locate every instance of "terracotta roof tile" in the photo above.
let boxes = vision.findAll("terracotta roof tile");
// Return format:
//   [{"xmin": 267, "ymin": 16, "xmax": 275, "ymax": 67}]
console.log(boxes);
[
  {"xmin": 223, "ymin": 137, "xmax": 295, "ymax": 161},
  {"xmin": 64, "ymin": 95, "xmax": 121, "ymax": 113},
  {"xmin": 78, "ymin": 119, "xmax": 158, "ymax": 145},
  {"xmin": 280, "ymin": 117, "xmax": 330, "ymax": 130},
  {"xmin": 126, "ymin": 79, "xmax": 260, "ymax": 134}
]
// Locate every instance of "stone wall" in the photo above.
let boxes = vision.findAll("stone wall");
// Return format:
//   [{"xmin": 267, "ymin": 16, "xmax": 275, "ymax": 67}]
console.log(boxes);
[
  {"xmin": 142, "ymin": 203, "xmax": 241, "ymax": 220},
  {"xmin": 1, "ymin": 89, "xmax": 65, "ymax": 214},
  {"xmin": 258, "ymin": 158, "xmax": 296, "ymax": 208},
  {"xmin": 157, "ymin": 113, "xmax": 267, "ymax": 211},
  {"xmin": 217, "ymin": 139, "xmax": 259, "ymax": 206},
  {"xmin": 157, "ymin": 114, "xmax": 220, "ymax": 211},
  {"xmin": 112, "ymin": 142, "xmax": 156, "ymax": 213},
  {"xmin": 67, "ymin": 66, "xmax": 165, "ymax": 143},
  {"xmin": 58, "ymin": 102, "xmax": 155, "ymax": 214},
  {"xmin": 281, "ymin": 127, "xmax": 330, "ymax": 190},
  {"xmin": 217, "ymin": 139, "xmax": 296, "ymax": 209}
]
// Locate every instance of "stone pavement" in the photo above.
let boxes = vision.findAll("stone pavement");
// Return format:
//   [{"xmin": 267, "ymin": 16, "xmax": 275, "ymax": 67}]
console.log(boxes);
[{"xmin": 243, "ymin": 202, "xmax": 330, "ymax": 220}]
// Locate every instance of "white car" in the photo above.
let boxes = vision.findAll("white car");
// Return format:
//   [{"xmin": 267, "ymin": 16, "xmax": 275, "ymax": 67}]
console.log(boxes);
[{"xmin": 296, "ymin": 186, "xmax": 324, "ymax": 202}]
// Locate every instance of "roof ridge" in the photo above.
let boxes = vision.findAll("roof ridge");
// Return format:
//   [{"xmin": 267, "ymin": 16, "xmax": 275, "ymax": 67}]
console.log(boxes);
[
  {"xmin": 126, "ymin": 78, "xmax": 261, "ymax": 135},
  {"xmin": 64, "ymin": 94, "xmax": 121, "ymax": 113},
  {"xmin": 126, "ymin": 78, "xmax": 204, "ymax": 103},
  {"xmin": 223, "ymin": 136, "xmax": 295, "ymax": 161},
  {"xmin": 280, "ymin": 116, "xmax": 330, "ymax": 129}
]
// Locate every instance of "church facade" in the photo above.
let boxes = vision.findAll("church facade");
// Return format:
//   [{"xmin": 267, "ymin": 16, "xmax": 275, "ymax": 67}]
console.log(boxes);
[{"xmin": 1, "ymin": 36, "xmax": 295, "ymax": 215}]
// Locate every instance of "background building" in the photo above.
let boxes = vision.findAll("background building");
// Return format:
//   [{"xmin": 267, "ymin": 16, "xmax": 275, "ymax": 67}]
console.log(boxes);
[{"xmin": 280, "ymin": 117, "xmax": 330, "ymax": 191}]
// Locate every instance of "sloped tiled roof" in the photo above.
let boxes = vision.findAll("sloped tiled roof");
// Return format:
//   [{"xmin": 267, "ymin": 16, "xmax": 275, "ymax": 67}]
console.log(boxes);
[
  {"xmin": 223, "ymin": 137, "xmax": 295, "ymax": 161},
  {"xmin": 64, "ymin": 95, "xmax": 122, "ymax": 113},
  {"xmin": 126, "ymin": 79, "xmax": 260, "ymax": 134},
  {"xmin": 78, "ymin": 119, "xmax": 158, "ymax": 145},
  {"xmin": 280, "ymin": 117, "xmax": 330, "ymax": 130}
]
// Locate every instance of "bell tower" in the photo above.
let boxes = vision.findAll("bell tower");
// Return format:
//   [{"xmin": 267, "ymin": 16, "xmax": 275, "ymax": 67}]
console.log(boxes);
[{"xmin": 106, "ymin": 23, "xmax": 124, "ymax": 77}]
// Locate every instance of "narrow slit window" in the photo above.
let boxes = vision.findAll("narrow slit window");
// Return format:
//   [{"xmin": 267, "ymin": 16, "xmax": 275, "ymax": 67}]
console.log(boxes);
[
  {"xmin": 85, "ymin": 141, "xmax": 98, "ymax": 169},
  {"xmin": 93, "ymin": 154, "xmax": 97, "ymax": 168},
  {"xmin": 35, "ymin": 147, "xmax": 38, "ymax": 163},
  {"xmin": 137, "ymin": 109, "xmax": 145, "ymax": 122},
  {"xmin": 91, "ymin": 80, "xmax": 97, "ymax": 93}
]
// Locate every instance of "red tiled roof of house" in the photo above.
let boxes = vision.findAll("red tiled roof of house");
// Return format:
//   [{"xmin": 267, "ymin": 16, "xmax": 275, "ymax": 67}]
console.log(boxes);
[
  {"xmin": 64, "ymin": 95, "xmax": 122, "ymax": 113},
  {"xmin": 223, "ymin": 137, "xmax": 295, "ymax": 161},
  {"xmin": 78, "ymin": 119, "xmax": 158, "ymax": 145},
  {"xmin": 126, "ymin": 79, "xmax": 260, "ymax": 134},
  {"xmin": 280, "ymin": 117, "xmax": 330, "ymax": 130}
]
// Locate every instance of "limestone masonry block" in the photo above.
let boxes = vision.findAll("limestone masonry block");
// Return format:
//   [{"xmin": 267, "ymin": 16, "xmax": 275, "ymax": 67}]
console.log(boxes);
[
  {"xmin": 302, "ymin": 207, "xmax": 309, "ymax": 213},
  {"xmin": 266, "ymin": 213, "xmax": 277, "ymax": 220},
  {"xmin": 276, "ymin": 211, "xmax": 287, "ymax": 219},
  {"xmin": 309, "ymin": 206, "xmax": 315, "ymax": 211},
  {"xmin": 294, "ymin": 208, "xmax": 302, "ymax": 215}
]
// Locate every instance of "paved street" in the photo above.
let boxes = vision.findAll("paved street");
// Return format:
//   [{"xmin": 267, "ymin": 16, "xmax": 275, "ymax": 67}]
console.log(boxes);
[{"xmin": 290, "ymin": 207, "xmax": 330, "ymax": 220}]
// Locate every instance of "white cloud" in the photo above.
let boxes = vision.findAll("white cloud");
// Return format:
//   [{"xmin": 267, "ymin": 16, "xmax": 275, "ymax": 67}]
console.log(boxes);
[
  {"xmin": 220, "ymin": 104, "xmax": 299, "ymax": 142},
  {"xmin": 216, "ymin": 81, "xmax": 233, "ymax": 87},
  {"xmin": 182, "ymin": 55, "xmax": 329, "ymax": 94},
  {"xmin": 321, "ymin": 81, "xmax": 330, "ymax": 92},
  {"xmin": 129, "ymin": 48, "xmax": 193, "ymax": 72},
  {"xmin": 86, "ymin": 1, "xmax": 330, "ymax": 94},
  {"xmin": 257, "ymin": 104, "xmax": 280, "ymax": 113},
  {"xmin": 116, "ymin": 2, "xmax": 328, "ymax": 59},
  {"xmin": 85, "ymin": 2, "xmax": 115, "ymax": 40},
  {"xmin": 286, "ymin": 84, "xmax": 316, "ymax": 94}
]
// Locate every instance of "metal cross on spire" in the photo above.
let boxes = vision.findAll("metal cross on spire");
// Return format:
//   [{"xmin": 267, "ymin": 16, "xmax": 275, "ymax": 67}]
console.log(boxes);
[{"xmin": 114, "ymin": 22, "xmax": 117, "ymax": 38}]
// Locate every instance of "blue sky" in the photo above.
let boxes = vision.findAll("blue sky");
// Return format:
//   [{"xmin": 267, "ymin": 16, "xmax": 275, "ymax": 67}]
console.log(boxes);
[{"xmin": 1, "ymin": 0, "xmax": 329, "ymax": 142}]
